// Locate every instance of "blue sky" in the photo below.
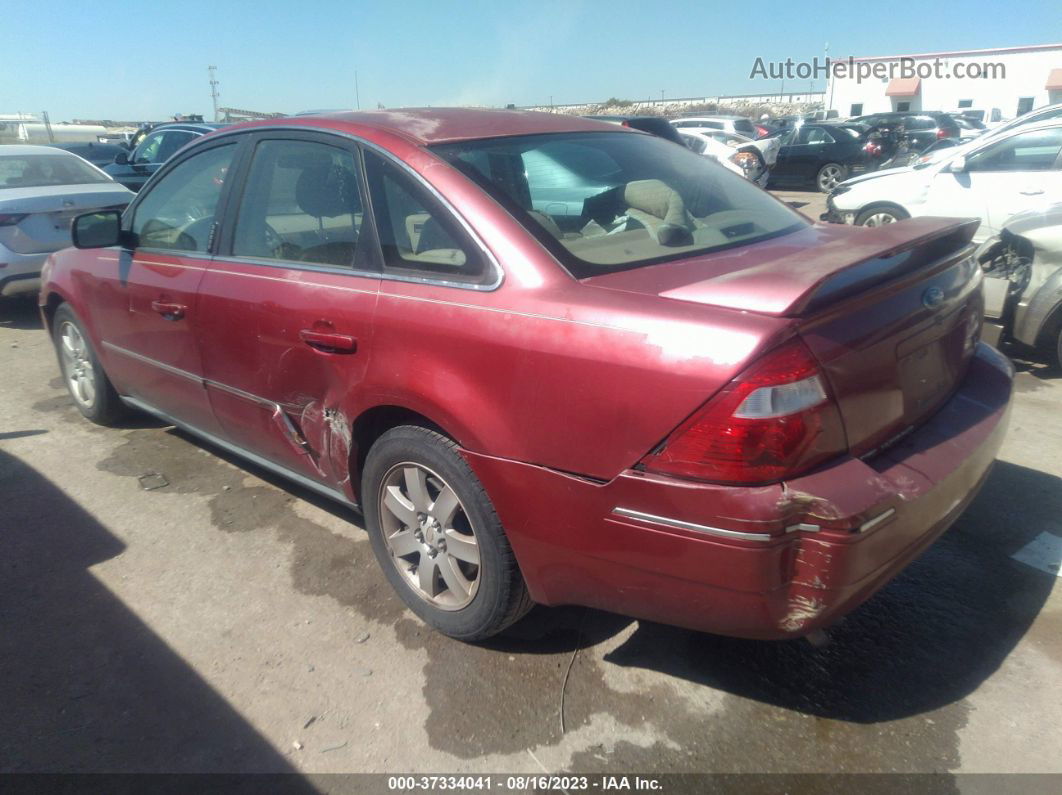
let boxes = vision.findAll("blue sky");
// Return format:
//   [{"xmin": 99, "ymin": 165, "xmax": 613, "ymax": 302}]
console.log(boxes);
[{"xmin": 3, "ymin": 0, "xmax": 1060, "ymax": 121}]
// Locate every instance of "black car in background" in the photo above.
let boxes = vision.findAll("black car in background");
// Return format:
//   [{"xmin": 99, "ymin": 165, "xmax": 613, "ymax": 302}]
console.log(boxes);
[
  {"xmin": 45, "ymin": 142, "xmax": 128, "ymax": 169},
  {"xmin": 103, "ymin": 122, "xmax": 227, "ymax": 191},
  {"xmin": 765, "ymin": 122, "xmax": 886, "ymax": 192},
  {"xmin": 848, "ymin": 111, "xmax": 962, "ymax": 151},
  {"xmin": 582, "ymin": 115, "xmax": 686, "ymax": 145}
]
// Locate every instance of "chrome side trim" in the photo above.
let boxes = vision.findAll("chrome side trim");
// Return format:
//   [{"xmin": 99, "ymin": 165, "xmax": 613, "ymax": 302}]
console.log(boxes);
[
  {"xmin": 786, "ymin": 523, "xmax": 821, "ymax": 534},
  {"xmin": 859, "ymin": 508, "xmax": 896, "ymax": 534},
  {"xmin": 103, "ymin": 341, "xmax": 273, "ymax": 406},
  {"xmin": 611, "ymin": 507, "xmax": 774, "ymax": 542},
  {"xmin": 119, "ymin": 395, "xmax": 357, "ymax": 510},
  {"xmin": 103, "ymin": 341, "xmax": 200, "ymax": 384}
]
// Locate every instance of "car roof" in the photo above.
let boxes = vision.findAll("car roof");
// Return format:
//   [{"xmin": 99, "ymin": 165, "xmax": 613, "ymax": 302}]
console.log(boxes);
[
  {"xmin": 224, "ymin": 108, "xmax": 635, "ymax": 146},
  {"xmin": 0, "ymin": 144, "xmax": 85, "ymax": 156},
  {"xmin": 676, "ymin": 115, "xmax": 748, "ymax": 121},
  {"xmin": 142, "ymin": 122, "xmax": 229, "ymax": 135}
]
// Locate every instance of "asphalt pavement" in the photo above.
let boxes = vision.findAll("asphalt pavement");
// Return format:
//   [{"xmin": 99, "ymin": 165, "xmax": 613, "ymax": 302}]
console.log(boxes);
[{"xmin": 1, "ymin": 235, "xmax": 1060, "ymax": 779}]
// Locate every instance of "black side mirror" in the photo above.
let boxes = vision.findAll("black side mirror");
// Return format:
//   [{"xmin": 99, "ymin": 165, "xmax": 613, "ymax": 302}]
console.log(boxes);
[
  {"xmin": 114, "ymin": 151, "xmax": 129, "ymax": 165},
  {"xmin": 72, "ymin": 210, "xmax": 123, "ymax": 248}
]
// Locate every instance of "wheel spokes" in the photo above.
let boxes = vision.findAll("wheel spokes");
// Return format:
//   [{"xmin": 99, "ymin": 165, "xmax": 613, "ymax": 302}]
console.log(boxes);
[
  {"xmin": 417, "ymin": 552, "xmax": 438, "ymax": 596},
  {"xmin": 388, "ymin": 528, "xmax": 421, "ymax": 557},
  {"xmin": 430, "ymin": 486, "xmax": 460, "ymax": 527},
  {"xmin": 444, "ymin": 529, "xmax": 479, "ymax": 565},
  {"xmin": 403, "ymin": 466, "xmax": 431, "ymax": 513},
  {"xmin": 436, "ymin": 554, "xmax": 472, "ymax": 601},
  {"xmin": 384, "ymin": 484, "xmax": 417, "ymax": 528}
]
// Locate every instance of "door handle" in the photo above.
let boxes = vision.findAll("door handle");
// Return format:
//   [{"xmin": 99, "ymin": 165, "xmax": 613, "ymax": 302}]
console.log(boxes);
[
  {"xmin": 1019, "ymin": 190, "xmax": 1044, "ymax": 195},
  {"xmin": 150, "ymin": 299, "xmax": 186, "ymax": 320},
  {"xmin": 299, "ymin": 329, "xmax": 357, "ymax": 353}
]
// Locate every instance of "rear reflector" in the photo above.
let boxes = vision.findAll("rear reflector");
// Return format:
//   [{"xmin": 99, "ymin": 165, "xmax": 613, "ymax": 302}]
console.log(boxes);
[{"xmin": 640, "ymin": 338, "xmax": 848, "ymax": 485}]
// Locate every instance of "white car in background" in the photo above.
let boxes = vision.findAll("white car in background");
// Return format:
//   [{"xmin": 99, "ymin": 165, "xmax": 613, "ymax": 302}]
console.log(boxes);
[
  {"xmin": 824, "ymin": 119, "xmax": 1062, "ymax": 242},
  {"xmin": 0, "ymin": 146, "xmax": 133, "ymax": 297},
  {"xmin": 678, "ymin": 130, "xmax": 769, "ymax": 187},
  {"xmin": 670, "ymin": 115, "xmax": 759, "ymax": 138},
  {"xmin": 690, "ymin": 128, "xmax": 781, "ymax": 167},
  {"xmin": 913, "ymin": 102, "xmax": 1062, "ymax": 167}
]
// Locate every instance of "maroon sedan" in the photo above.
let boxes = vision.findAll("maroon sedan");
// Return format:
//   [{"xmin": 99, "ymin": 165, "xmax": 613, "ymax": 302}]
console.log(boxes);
[{"xmin": 40, "ymin": 109, "xmax": 1013, "ymax": 642}]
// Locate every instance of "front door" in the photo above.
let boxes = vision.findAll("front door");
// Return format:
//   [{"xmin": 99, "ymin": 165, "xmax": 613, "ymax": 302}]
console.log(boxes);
[
  {"xmin": 924, "ymin": 126, "xmax": 1062, "ymax": 242},
  {"xmin": 196, "ymin": 133, "xmax": 380, "ymax": 487},
  {"xmin": 96, "ymin": 140, "xmax": 239, "ymax": 435}
]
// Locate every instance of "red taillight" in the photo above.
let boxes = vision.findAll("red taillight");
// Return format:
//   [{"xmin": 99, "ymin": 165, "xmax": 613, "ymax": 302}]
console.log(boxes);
[
  {"xmin": 936, "ymin": 127, "xmax": 949, "ymax": 139},
  {"xmin": 0, "ymin": 213, "xmax": 28, "ymax": 226},
  {"xmin": 639, "ymin": 339, "xmax": 847, "ymax": 485}
]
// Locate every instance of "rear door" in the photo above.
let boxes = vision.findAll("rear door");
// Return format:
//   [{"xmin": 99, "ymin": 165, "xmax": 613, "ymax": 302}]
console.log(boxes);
[
  {"xmin": 779, "ymin": 125, "xmax": 835, "ymax": 183},
  {"xmin": 196, "ymin": 132, "xmax": 380, "ymax": 487},
  {"xmin": 94, "ymin": 138, "xmax": 239, "ymax": 434}
]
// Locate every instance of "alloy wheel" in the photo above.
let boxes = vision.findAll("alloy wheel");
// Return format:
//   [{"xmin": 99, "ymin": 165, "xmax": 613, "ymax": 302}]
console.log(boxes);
[
  {"xmin": 59, "ymin": 321, "xmax": 96, "ymax": 409},
  {"xmin": 378, "ymin": 462, "xmax": 481, "ymax": 610},
  {"xmin": 862, "ymin": 211, "xmax": 898, "ymax": 227},
  {"xmin": 818, "ymin": 165, "xmax": 843, "ymax": 192}
]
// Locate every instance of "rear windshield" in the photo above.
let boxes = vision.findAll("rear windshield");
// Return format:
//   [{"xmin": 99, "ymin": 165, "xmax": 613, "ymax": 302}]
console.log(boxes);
[
  {"xmin": 431, "ymin": 131, "xmax": 805, "ymax": 278},
  {"xmin": 0, "ymin": 154, "xmax": 111, "ymax": 188}
]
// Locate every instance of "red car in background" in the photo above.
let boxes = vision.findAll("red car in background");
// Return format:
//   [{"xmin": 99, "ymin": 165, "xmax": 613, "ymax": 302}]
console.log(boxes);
[{"xmin": 40, "ymin": 109, "xmax": 1012, "ymax": 642}]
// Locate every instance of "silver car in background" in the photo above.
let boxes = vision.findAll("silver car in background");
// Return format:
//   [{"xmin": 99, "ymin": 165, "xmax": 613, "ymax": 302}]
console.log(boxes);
[
  {"xmin": 0, "ymin": 145, "xmax": 133, "ymax": 297},
  {"xmin": 978, "ymin": 203, "xmax": 1062, "ymax": 368}
]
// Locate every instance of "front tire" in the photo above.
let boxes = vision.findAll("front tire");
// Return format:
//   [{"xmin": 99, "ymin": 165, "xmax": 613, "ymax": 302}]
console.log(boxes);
[
  {"xmin": 52, "ymin": 303, "xmax": 126, "ymax": 425},
  {"xmin": 362, "ymin": 425, "xmax": 533, "ymax": 640},
  {"xmin": 855, "ymin": 204, "xmax": 910, "ymax": 227}
]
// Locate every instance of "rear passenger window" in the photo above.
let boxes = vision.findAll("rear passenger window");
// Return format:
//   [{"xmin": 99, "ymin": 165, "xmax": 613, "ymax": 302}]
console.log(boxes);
[
  {"xmin": 363, "ymin": 150, "xmax": 487, "ymax": 283},
  {"xmin": 232, "ymin": 139, "xmax": 366, "ymax": 269}
]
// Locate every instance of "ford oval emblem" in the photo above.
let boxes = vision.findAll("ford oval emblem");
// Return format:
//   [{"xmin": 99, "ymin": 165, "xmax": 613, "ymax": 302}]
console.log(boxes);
[{"xmin": 922, "ymin": 286, "xmax": 944, "ymax": 309}]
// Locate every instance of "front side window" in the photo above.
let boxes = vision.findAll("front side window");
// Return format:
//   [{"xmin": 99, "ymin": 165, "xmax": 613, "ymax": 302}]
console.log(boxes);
[
  {"xmin": 966, "ymin": 128, "xmax": 1062, "ymax": 172},
  {"xmin": 134, "ymin": 132, "xmax": 166, "ymax": 164},
  {"xmin": 132, "ymin": 143, "xmax": 235, "ymax": 252},
  {"xmin": 363, "ymin": 150, "xmax": 485, "ymax": 282},
  {"xmin": 433, "ymin": 131, "xmax": 804, "ymax": 278},
  {"xmin": 0, "ymin": 154, "xmax": 111, "ymax": 188},
  {"xmin": 232, "ymin": 139, "xmax": 364, "ymax": 268}
]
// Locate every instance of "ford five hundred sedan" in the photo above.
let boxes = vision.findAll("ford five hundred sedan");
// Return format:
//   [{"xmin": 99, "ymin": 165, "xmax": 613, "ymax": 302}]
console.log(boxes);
[{"xmin": 40, "ymin": 109, "xmax": 1013, "ymax": 642}]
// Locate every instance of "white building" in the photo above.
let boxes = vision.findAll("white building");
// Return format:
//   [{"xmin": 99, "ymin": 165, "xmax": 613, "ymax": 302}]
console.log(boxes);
[{"xmin": 826, "ymin": 43, "xmax": 1062, "ymax": 120}]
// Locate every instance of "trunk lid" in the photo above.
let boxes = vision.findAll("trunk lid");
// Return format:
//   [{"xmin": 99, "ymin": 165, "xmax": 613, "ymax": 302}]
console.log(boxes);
[
  {"xmin": 586, "ymin": 217, "xmax": 984, "ymax": 457},
  {"xmin": 0, "ymin": 184, "xmax": 131, "ymax": 254}
]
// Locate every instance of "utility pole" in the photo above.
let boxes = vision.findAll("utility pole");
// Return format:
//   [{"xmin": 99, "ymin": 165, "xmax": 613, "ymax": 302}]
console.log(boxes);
[
  {"xmin": 208, "ymin": 65, "xmax": 220, "ymax": 122},
  {"xmin": 355, "ymin": 70, "xmax": 360, "ymax": 110}
]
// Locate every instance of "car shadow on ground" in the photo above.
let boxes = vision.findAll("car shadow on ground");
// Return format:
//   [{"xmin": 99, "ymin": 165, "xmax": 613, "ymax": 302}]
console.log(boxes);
[
  {"xmin": 0, "ymin": 295, "xmax": 43, "ymax": 331},
  {"xmin": 0, "ymin": 446, "xmax": 316, "ymax": 778},
  {"xmin": 496, "ymin": 459, "xmax": 1059, "ymax": 724}
]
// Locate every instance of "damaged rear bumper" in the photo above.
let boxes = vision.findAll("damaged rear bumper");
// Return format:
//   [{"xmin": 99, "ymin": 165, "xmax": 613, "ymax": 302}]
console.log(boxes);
[{"xmin": 462, "ymin": 342, "xmax": 1013, "ymax": 640}]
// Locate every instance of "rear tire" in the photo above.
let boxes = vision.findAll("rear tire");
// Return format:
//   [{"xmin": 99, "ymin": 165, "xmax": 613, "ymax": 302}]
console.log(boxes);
[
  {"xmin": 52, "ymin": 303, "xmax": 126, "ymax": 426},
  {"xmin": 816, "ymin": 163, "xmax": 847, "ymax": 193},
  {"xmin": 855, "ymin": 204, "xmax": 910, "ymax": 227},
  {"xmin": 362, "ymin": 425, "xmax": 533, "ymax": 641}
]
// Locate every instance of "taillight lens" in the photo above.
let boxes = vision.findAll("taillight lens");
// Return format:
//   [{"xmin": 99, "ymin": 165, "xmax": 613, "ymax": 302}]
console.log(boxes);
[
  {"xmin": 640, "ymin": 339, "xmax": 847, "ymax": 485},
  {"xmin": 0, "ymin": 213, "xmax": 28, "ymax": 226},
  {"xmin": 936, "ymin": 127, "xmax": 950, "ymax": 139}
]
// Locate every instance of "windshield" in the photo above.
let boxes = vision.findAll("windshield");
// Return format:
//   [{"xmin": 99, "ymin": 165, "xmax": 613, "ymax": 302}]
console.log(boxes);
[
  {"xmin": 432, "ymin": 132, "xmax": 805, "ymax": 278},
  {"xmin": 0, "ymin": 154, "xmax": 112, "ymax": 188}
]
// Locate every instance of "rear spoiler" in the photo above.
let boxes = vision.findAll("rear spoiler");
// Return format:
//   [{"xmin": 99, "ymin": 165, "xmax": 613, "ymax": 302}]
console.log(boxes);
[{"xmin": 660, "ymin": 217, "xmax": 980, "ymax": 317}]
